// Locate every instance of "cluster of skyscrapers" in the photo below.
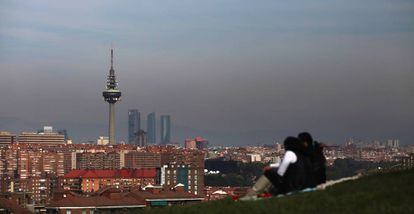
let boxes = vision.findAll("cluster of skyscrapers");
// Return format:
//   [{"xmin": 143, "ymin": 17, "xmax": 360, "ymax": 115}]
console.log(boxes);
[{"xmin": 128, "ymin": 110, "xmax": 171, "ymax": 146}]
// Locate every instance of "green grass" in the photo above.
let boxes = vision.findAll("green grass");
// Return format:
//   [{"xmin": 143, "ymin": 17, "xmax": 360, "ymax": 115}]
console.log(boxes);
[{"xmin": 141, "ymin": 169, "xmax": 414, "ymax": 214}]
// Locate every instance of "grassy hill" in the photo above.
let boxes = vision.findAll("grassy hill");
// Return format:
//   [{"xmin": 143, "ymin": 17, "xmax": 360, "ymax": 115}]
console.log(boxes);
[{"xmin": 141, "ymin": 169, "xmax": 414, "ymax": 214}]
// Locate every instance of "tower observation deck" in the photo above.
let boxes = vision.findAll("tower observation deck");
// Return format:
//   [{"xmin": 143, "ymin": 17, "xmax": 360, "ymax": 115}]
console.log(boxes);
[{"xmin": 102, "ymin": 48, "xmax": 121, "ymax": 145}]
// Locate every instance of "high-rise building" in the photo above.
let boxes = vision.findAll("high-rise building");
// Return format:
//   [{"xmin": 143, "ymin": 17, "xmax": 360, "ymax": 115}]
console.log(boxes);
[
  {"xmin": 128, "ymin": 109, "xmax": 141, "ymax": 144},
  {"xmin": 102, "ymin": 48, "xmax": 122, "ymax": 145},
  {"xmin": 147, "ymin": 112, "xmax": 156, "ymax": 145},
  {"xmin": 160, "ymin": 115, "xmax": 171, "ymax": 145}
]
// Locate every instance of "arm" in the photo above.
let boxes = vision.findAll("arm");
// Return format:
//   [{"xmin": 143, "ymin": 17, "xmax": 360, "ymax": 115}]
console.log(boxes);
[
  {"xmin": 277, "ymin": 151, "xmax": 297, "ymax": 176},
  {"xmin": 269, "ymin": 162, "xmax": 280, "ymax": 168}
]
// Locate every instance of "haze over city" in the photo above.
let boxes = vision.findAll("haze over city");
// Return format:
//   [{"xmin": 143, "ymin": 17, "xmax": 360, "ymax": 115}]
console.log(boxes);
[{"xmin": 1, "ymin": 0, "xmax": 413, "ymax": 145}]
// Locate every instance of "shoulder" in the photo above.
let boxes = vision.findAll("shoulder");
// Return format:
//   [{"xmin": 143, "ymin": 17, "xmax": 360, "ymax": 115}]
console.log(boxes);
[
  {"xmin": 284, "ymin": 151, "xmax": 297, "ymax": 162},
  {"xmin": 285, "ymin": 150, "xmax": 296, "ymax": 157},
  {"xmin": 314, "ymin": 141, "xmax": 325, "ymax": 148}
]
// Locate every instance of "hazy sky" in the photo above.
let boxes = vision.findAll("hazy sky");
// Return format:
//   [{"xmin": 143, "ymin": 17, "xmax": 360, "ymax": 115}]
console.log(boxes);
[{"xmin": 1, "ymin": 0, "xmax": 413, "ymax": 145}]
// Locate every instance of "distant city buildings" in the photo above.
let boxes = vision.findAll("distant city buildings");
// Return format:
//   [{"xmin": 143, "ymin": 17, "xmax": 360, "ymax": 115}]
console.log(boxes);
[
  {"xmin": 400, "ymin": 153, "xmax": 414, "ymax": 169},
  {"xmin": 275, "ymin": 143, "xmax": 282, "ymax": 153},
  {"xmin": 185, "ymin": 137, "xmax": 209, "ymax": 150},
  {"xmin": 147, "ymin": 112, "xmax": 156, "ymax": 145},
  {"xmin": 135, "ymin": 129, "xmax": 148, "ymax": 147},
  {"xmin": 0, "ymin": 131, "xmax": 15, "ymax": 146},
  {"xmin": 17, "ymin": 126, "xmax": 65, "ymax": 144},
  {"xmin": 185, "ymin": 139, "xmax": 196, "ymax": 149},
  {"xmin": 247, "ymin": 154, "xmax": 262, "ymax": 162},
  {"xmin": 75, "ymin": 152, "xmax": 121, "ymax": 170},
  {"xmin": 97, "ymin": 136, "xmax": 109, "ymax": 145},
  {"xmin": 128, "ymin": 109, "xmax": 141, "ymax": 144},
  {"xmin": 127, "ymin": 111, "xmax": 171, "ymax": 145},
  {"xmin": 0, "ymin": 142, "xmax": 206, "ymax": 211},
  {"xmin": 124, "ymin": 151, "xmax": 161, "ymax": 169},
  {"xmin": 387, "ymin": 139, "xmax": 400, "ymax": 148},
  {"xmin": 57, "ymin": 129, "xmax": 69, "ymax": 143},
  {"xmin": 160, "ymin": 115, "xmax": 171, "ymax": 145},
  {"xmin": 62, "ymin": 169, "xmax": 157, "ymax": 192}
]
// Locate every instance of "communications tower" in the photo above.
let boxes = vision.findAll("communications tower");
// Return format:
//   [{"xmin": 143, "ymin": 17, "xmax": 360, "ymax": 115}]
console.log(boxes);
[{"xmin": 102, "ymin": 48, "xmax": 121, "ymax": 145}]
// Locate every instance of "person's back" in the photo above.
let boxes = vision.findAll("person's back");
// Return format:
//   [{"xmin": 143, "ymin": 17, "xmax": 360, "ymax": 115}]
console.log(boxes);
[
  {"xmin": 313, "ymin": 141, "xmax": 326, "ymax": 185},
  {"xmin": 280, "ymin": 151, "xmax": 306, "ymax": 194},
  {"xmin": 298, "ymin": 132, "xmax": 327, "ymax": 187},
  {"xmin": 278, "ymin": 137, "xmax": 307, "ymax": 194},
  {"xmin": 302, "ymin": 149, "xmax": 315, "ymax": 188}
]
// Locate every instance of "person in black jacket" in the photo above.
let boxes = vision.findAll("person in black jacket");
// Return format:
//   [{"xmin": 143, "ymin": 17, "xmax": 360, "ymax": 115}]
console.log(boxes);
[
  {"xmin": 240, "ymin": 137, "xmax": 307, "ymax": 200},
  {"xmin": 313, "ymin": 141, "xmax": 326, "ymax": 184},
  {"xmin": 298, "ymin": 132, "xmax": 326, "ymax": 187},
  {"xmin": 272, "ymin": 136, "xmax": 307, "ymax": 194}
]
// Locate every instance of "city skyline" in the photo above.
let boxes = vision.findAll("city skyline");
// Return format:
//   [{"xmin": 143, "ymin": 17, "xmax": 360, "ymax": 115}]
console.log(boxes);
[{"xmin": 0, "ymin": 1, "xmax": 413, "ymax": 145}]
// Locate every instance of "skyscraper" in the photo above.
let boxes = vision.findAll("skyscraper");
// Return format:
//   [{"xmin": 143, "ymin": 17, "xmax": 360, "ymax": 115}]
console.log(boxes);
[
  {"xmin": 147, "ymin": 112, "xmax": 156, "ymax": 145},
  {"xmin": 102, "ymin": 48, "xmax": 121, "ymax": 145},
  {"xmin": 128, "ymin": 109, "xmax": 141, "ymax": 144},
  {"xmin": 160, "ymin": 115, "xmax": 171, "ymax": 145}
]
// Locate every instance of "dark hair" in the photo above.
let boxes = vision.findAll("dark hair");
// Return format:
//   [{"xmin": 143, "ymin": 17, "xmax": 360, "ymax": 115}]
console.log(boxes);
[
  {"xmin": 284, "ymin": 136, "xmax": 303, "ymax": 152},
  {"xmin": 298, "ymin": 132, "xmax": 313, "ymax": 145}
]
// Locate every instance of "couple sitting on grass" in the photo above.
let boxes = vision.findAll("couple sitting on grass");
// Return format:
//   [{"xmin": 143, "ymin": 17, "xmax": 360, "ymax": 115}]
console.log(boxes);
[{"xmin": 241, "ymin": 132, "xmax": 326, "ymax": 201}]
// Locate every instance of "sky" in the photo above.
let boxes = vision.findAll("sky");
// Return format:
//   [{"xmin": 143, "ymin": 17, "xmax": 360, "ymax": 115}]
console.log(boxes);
[{"xmin": 0, "ymin": 0, "xmax": 413, "ymax": 145}]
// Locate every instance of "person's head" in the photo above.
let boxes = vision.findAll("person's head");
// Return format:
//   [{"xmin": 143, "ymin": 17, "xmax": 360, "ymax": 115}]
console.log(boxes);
[
  {"xmin": 283, "ymin": 136, "xmax": 303, "ymax": 152},
  {"xmin": 298, "ymin": 132, "xmax": 313, "ymax": 148}
]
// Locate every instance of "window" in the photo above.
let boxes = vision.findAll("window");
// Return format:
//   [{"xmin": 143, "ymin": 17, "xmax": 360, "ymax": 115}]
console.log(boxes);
[{"xmin": 66, "ymin": 210, "xmax": 71, "ymax": 214}]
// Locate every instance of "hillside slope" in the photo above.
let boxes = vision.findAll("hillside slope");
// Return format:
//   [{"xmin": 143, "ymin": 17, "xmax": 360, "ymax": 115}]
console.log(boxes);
[{"xmin": 141, "ymin": 169, "xmax": 414, "ymax": 214}]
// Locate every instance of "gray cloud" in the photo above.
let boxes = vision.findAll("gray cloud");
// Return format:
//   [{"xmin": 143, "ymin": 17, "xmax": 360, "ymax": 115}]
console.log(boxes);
[{"xmin": 0, "ymin": 0, "xmax": 413, "ymax": 145}]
